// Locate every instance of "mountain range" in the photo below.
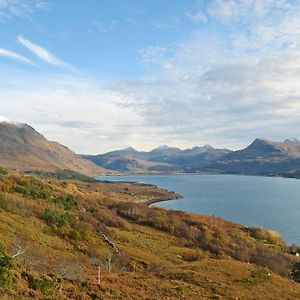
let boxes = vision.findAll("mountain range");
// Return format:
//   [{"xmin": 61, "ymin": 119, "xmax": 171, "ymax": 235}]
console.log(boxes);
[
  {"xmin": 82, "ymin": 144, "xmax": 230, "ymax": 173},
  {"xmin": 1, "ymin": 119, "xmax": 300, "ymax": 178},
  {"xmin": 83, "ymin": 138, "xmax": 300, "ymax": 177}
]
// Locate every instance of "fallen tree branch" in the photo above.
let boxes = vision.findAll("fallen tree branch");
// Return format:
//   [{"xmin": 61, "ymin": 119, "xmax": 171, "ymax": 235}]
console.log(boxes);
[{"xmin": 100, "ymin": 232, "xmax": 119, "ymax": 254}]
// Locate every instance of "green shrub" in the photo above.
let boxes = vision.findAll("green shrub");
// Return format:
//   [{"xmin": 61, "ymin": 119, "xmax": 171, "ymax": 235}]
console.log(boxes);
[
  {"xmin": 0, "ymin": 167, "xmax": 8, "ymax": 175},
  {"xmin": 292, "ymin": 263, "xmax": 300, "ymax": 282},
  {"xmin": 12, "ymin": 178, "xmax": 51, "ymax": 200},
  {"xmin": 0, "ymin": 267, "xmax": 14, "ymax": 289},
  {"xmin": 29, "ymin": 276, "xmax": 57, "ymax": 291},
  {"xmin": 0, "ymin": 255, "xmax": 15, "ymax": 269},
  {"xmin": 246, "ymin": 227, "xmax": 286, "ymax": 247},
  {"xmin": 53, "ymin": 194, "xmax": 77, "ymax": 210},
  {"xmin": 12, "ymin": 185, "xmax": 30, "ymax": 196},
  {"xmin": 68, "ymin": 230, "xmax": 81, "ymax": 240},
  {"xmin": 42, "ymin": 208, "xmax": 75, "ymax": 227},
  {"xmin": 0, "ymin": 242, "xmax": 15, "ymax": 289}
]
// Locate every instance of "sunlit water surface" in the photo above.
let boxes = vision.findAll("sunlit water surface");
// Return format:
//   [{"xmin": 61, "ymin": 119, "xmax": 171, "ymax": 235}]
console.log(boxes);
[{"xmin": 97, "ymin": 174, "xmax": 300, "ymax": 245}]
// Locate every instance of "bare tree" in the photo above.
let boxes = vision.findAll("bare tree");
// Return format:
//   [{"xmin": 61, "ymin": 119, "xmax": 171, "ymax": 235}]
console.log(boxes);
[
  {"xmin": 100, "ymin": 232, "xmax": 119, "ymax": 254},
  {"xmin": 106, "ymin": 253, "xmax": 112, "ymax": 276},
  {"xmin": 11, "ymin": 241, "xmax": 27, "ymax": 258}
]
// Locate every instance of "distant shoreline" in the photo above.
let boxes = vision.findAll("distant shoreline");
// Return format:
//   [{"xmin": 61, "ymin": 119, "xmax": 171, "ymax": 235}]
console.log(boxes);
[
  {"xmin": 95, "ymin": 178, "xmax": 183, "ymax": 206},
  {"xmin": 145, "ymin": 194, "xmax": 183, "ymax": 207},
  {"xmin": 97, "ymin": 172, "xmax": 300, "ymax": 180}
]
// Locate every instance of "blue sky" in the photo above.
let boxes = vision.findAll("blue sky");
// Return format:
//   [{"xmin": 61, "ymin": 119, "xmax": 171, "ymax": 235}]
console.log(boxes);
[
  {"xmin": 0, "ymin": 0, "xmax": 194, "ymax": 79},
  {"xmin": 1, "ymin": 0, "xmax": 300, "ymax": 153}
]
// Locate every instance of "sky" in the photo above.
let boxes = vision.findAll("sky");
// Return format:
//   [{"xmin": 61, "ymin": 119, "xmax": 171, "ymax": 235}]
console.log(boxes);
[{"xmin": 1, "ymin": 0, "xmax": 300, "ymax": 154}]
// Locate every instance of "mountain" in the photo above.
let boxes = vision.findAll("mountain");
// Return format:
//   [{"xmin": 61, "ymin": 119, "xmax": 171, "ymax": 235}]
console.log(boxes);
[
  {"xmin": 203, "ymin": 138, "xmax": 300, "ymax": 175},
  {"xmin": 0, "ymin": 121, "xmax": 105, "ymax": 175},
  {"xmin": 82, "ymin": 146, "xmax": 172, "ymax": 173},
  {"xmin": 83, "ymin": 138, "xmax": 300, "ymax": 177},
  {"xmin": 82, "ymin": 144, "xmax": 232, "ymax": 173}
]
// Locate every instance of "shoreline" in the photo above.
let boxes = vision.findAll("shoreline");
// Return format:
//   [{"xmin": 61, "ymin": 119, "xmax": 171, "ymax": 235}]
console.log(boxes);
[
  {"xmin": 145, "ymin": 194, "xmax": 183, "ymax": 207},
  {"xmin": 96, "ymin": 178, "xmax": 183, "ymax": 206},
  {"xmin": 97, "ymin": 172, "xmax": 300, "ymax": 181}
]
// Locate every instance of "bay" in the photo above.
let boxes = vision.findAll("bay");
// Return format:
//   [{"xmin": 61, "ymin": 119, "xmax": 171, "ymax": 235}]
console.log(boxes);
[{"xmin": 97, "ymin": 174, "xmax": 300, "ymax": 245}]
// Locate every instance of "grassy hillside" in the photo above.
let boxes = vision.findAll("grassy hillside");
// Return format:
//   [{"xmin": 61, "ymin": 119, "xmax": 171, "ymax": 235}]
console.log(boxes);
[{"xmin": 0, "ymin": 168, "xmax": 299, "ymax": 299}]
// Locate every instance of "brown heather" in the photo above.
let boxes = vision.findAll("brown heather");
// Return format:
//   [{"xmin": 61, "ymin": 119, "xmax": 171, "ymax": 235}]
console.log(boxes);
[{"xmin": 0, "ymin": 168, "xmax": 299, "ymax": 299}]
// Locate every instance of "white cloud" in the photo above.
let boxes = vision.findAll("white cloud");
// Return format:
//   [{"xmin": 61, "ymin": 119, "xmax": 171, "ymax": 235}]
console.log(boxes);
[
  {"xmin": 0, "ymin": 0, "xmax": 47, "ymax": 22},
  {"xmin": 0, "ymin": 71, "xmax": 144, "ymax": 153},
  {"xmin": 17, "ymin": 35, "xmax": 71, "ymax": 68},
  {"xmin": 0, "ymin": 47, "xmax": 33, "ymax": 64},
  {"xmin": 2, "ymin": 0, "xmax": 300, "ymax": 153},
  {"xmin": 103, "ymin": 0, "xmax": 300, "ymax": 150}
]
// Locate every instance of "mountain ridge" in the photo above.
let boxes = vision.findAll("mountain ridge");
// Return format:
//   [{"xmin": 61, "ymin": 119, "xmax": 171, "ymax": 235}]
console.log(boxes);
[
  {"xmin": 0, "ymin": 122, "xmax": 106, "ymax": 176},
  {"xmin": 83, "ymin": 138, "xmax": 300, "ymax": 176}
]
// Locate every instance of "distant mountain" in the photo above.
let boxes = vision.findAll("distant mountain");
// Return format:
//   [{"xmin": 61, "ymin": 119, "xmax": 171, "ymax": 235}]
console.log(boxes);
[
  {"xmin": 0, "ymin": 121, "xmax": 105, "ymax": 175},
  {"xmin": 82, "ymin": 144, "xmax": 232, "ymax": 173},
  {"xmin": 202, "ymin": 138, "xmax": 300, "ymax": 175},
  {"xmin": 83, "ymin": 138, "xmax": 300, "ymax": 177}
]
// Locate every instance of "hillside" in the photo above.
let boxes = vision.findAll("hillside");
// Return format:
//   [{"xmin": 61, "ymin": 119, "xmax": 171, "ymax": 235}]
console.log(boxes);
[
  {"xmin": 82, "ymin": 145, "xmax": 231, "ymax": 173},
  {"xmin": 0, "ymin": 121, "xmax": 105, "ymax": 176},
  {"xmin": 0, "ymin": 168, "xmax": 299, "ymax": 299}
]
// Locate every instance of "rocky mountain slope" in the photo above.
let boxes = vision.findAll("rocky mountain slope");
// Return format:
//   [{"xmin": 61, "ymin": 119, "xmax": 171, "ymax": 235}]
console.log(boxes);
[{"xmin": 0, "ymin": 121, "xmax": 105, "ymax": 176}]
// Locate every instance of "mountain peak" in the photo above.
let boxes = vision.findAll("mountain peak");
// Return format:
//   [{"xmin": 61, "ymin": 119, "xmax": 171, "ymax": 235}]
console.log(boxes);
[
  {"xmin": 0, "ymin": 115, "xmax": 11, "ymax": 123},
  {"xmin": 185, "ymin": 144, "xmax": 214, "ymax": 154},
  {"xmin": 156, "ymin": 145, "xmax": 169, "ymax": 150},
  {"xmin": 202, "ymin": 144, "xmax": 214, "ymax": 149},
  {"xmin": 123, "ymin": 146, "xmax": 137, "ymax": 152},
  {"xmin": 0, "ymin": 115, "xmax": 25, "ymax": 127},
  {"xmin": 250, "ymin": 138, "xmax": 271, "ymax": 146},
  {"xmin": 150, "ymin": 145, "xmax": 170, "ymax": 152},
  {"xmin": 284, "ymin": 138, "xmax": 299, "ymax": 143}
]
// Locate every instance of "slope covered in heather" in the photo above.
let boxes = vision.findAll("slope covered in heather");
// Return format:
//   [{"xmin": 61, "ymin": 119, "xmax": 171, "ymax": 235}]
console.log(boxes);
[{"xmin": 0, "ymin": 168, "xmax": 299, "ymax": 299}]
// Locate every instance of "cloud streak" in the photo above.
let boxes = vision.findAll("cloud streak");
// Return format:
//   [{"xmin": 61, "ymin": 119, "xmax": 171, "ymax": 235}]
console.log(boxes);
[
  {"xmin": 0, "ymin": 0, "xmax": 47, "ymax": 22},
  {"xmin": 0, "ymin": 48, "xmax": 33, "ymax": 64},
  {"xmin": 18, "ymin": 35, "xmax": 71, "ymax": 68}
]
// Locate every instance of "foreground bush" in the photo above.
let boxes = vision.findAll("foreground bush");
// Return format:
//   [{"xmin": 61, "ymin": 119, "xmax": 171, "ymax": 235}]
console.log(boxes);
[
  {"xmin": 0, "ymin": 242, "xmax": 15, "ymax": 289},
  {"xmin": 0, "ymin": 168, "xmax": 8, "ymax": 175},
  {"xmin": 28, "ymin": 275, "xmax": 61, "ymax": 291}
]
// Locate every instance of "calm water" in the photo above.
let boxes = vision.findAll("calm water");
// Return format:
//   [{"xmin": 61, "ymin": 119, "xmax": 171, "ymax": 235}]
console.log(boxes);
[{"xmin": 97, "ymin": 174, "xmax": 300, "ymax": 245}]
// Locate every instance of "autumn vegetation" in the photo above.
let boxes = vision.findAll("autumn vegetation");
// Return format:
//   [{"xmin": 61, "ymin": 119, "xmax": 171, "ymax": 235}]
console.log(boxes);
[{"xmin": 0, "ymin": 167, "xmax": 299, "ymax": 299}]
